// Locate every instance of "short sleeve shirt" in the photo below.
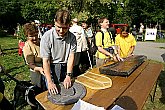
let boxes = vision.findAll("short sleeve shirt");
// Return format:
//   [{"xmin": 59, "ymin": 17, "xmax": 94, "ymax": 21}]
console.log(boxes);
[
  {"xmin": 95, "ymin": 31, "xmax": 114, "ymax": 59},
  {"xmin": 115, "ymin": 34, "xmax": 136, "ymax": 58},
  {"xmin": 85, "ymin": 28, "xmax": 93, "ymax": 38},
  {"xmin": 40, "ymin": 27, "xmax": 77, "ymax": 63}
]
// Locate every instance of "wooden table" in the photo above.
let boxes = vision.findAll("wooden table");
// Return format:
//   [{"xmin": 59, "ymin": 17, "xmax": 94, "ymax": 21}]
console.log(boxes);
[{"xmin": 35, "ymin": 61, "xmax": 163, "ymax": 110}]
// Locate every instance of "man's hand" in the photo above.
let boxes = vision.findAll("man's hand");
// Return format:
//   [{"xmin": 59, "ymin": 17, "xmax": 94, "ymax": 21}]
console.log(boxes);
[
  {"xmin": 63, "ymin": 76, "xmax": 72, "ymax": 89},
  {"xmin": 48, "ymin": 81, "xmax": 58, "ymax": 95},
  {"xmin": 127, "ymin": 53, "xmax": 134, "ymax": 58},
  {"xmin": 116, "ymin": 54, "xmax": 124, "ymax": 61},
  {"xmin": 112, "ymin": 56, "xmax": 118, "ymax": 62}
]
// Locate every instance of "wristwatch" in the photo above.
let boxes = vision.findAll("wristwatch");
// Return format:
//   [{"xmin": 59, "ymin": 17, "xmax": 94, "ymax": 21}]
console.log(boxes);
[{"xmin": 66, "ymin": 72, "xmax": 72, "ymax": 77}]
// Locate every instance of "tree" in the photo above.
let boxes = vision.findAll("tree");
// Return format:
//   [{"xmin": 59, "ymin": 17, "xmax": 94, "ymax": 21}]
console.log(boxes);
[{"xmin": 0, "ymin": 1, "xmax": 23, "ymax": 33}]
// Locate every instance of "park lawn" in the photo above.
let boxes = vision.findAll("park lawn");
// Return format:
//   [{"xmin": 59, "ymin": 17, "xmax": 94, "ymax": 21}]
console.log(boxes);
[
  {"xmin": 0, "ymin": 35, "xmax": 31, "ymax": 109},
  {"xmin": 0, "ymin": 35, "xmax": 165, "ymax": 110},
  {"xmin": 143, "ymin": 60, "xmax": 165, "ymax": 110}
]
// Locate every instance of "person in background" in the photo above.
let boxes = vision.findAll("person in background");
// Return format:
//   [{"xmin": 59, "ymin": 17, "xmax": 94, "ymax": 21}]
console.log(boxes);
[
  {"xmin": 81, "ymin": 21, "xmax": 93, "ymax": 45},
  {"xmin": 115, "ymin": 26, "xmax": 136, "ymax": 58},
  {"xmin": 108, "ymin": 26, "xmax": 116, "ymax": 42},
  {"xmin": 139, "ymin": 22, "xmax": 144, "ymax": 35},
  {"xmin": 34, "ymin": 20, "xmax": 43, "ymax": 40},
  {"xmin": 69, "ymin": 18, "xmax": 89, "ymax": 75},
  {"xmin": 131, "ymin": 25, "xmax": 137, "ymax": 37},
  {"xmin": 81, "ymin": 21, "xmax": 94, "ymax": 67},
  {"xmin": 95, "ymin": 17, "xmax": 122, "ymax": 67},
  {"xmin": 23, "ymin": 23, "xmax": 45, "ymax": 90},
  {"xmin": 40, "ymin": 9, "xmax": 77, "ymax": 95}
]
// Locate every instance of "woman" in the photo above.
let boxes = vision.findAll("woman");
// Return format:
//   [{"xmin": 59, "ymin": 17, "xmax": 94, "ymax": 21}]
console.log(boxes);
[
  {"xmin": 115, "ymin": 26, "xmax": 136, "ymax": 58},
  {"xmin": 23, "ymin": 23, "xmax": 45, "ymax": 89}
]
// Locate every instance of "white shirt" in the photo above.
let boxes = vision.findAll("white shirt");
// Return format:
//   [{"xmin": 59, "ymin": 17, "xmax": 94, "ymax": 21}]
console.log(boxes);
[
  {"xmin": 69, "ymin": 24, "xmax": 88, "ymax": 52},
  {"xmin": 139, "ymin": 25, "xmax": 144, "ymax": 33}
]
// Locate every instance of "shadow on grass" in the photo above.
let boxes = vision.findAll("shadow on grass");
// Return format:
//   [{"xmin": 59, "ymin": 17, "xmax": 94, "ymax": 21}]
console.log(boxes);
[
  {"xmin": 1, "ymin": 47, "xmax": 18, "ymax": 55},
  {"xmin": 3, "ymin": 47, "xmax": 18, "ymax": 51},
  {"xmin": 2, "ymin": 65, "xmax": 26, "ymax": 81}
]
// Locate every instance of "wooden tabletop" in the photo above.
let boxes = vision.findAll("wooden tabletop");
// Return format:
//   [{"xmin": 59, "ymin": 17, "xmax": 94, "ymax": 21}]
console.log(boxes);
[{"xmin": 35, "ymin": 61, "xmax": 163, "ymax": 110}]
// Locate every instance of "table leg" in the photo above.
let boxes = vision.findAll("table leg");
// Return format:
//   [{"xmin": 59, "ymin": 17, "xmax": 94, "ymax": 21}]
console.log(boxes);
[{"xmin": 151, "ymin": 79, "xmax": 159, "ymax": 102}]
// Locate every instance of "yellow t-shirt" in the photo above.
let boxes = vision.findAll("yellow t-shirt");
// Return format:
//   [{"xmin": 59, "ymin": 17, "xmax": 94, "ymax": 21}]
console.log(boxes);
[
  {"xmin": 115, "ymin": 34, "xmax": 136, "ymax": 58},
  {"xmin": 95, "ymin": 31, "xmax": 114, "ymax": 59}
]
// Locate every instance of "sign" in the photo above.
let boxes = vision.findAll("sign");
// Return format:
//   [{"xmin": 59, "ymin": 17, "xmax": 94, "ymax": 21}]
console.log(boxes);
[{"xmin": 145, "ymin": 28, "xmax": 157, "ymax": 41}]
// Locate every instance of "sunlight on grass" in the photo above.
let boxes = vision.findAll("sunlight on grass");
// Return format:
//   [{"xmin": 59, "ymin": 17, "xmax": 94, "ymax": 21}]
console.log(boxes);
[
  {"xmin": 0, "ymin": 35, "xmax": 165, "ymax": 110},
  {"xmin": 0, "ymin": 35, "xmax": 30, "ymax": 109}
]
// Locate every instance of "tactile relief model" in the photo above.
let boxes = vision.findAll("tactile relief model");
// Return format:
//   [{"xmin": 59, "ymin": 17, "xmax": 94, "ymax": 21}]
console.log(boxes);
[{"xmin": 99, "ymin": 55, "xmax": 147, "ymax": 76}]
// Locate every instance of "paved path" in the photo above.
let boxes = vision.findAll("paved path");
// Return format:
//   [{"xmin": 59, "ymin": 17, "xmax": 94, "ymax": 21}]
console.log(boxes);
[{"xmin": 134, "ymin": 42, "xmax": 165, "ymax": 62}]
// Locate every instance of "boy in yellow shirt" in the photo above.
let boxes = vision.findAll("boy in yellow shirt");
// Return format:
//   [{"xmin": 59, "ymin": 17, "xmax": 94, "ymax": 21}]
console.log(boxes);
[{"xmin": 95, "ymin": 17, "xmax": 122, "ymax": 67}]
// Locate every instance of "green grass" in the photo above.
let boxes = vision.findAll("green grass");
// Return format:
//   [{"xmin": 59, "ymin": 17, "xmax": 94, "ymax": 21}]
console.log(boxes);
[
  {"xmin": 155, "ymin": 38, "xmax": 165, "ymax": 43},
  {"xmin": 0, "ymin": 35, "xmax": 165, "ymax": 110},
  {"xmin": 0, "ymin": 35, "xmax": 31, "ymax": 109},
  {"xmin": 143, "ymin": 61, "xmax": 165, "ymax": 110}
]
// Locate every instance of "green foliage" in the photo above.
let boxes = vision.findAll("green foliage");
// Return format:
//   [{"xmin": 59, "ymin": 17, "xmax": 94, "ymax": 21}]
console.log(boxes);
[
  {"xmin": 16, "ymin": 24, "xmax": 26, "ymax": 42},
  {"xmin": 1, "ymin": 0, "xmax": 165, "ymax": 33}
]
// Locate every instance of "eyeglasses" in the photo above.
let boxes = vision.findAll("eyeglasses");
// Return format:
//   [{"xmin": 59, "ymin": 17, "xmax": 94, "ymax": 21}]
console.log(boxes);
[{"xmin": 55, "ymin": 25, "xmax": 68, "ymax": 30}]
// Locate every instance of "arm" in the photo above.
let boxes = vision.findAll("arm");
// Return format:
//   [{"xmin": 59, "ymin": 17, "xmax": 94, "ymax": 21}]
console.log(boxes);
[
  {"xmin": 98, "ymin": 46, "xmax": 119, "ymax": 62},
  {"xmin": 114, "ymin": 35, "xmax": 123, "ymax": 61},
  {"xmin": 23, "ymin": 43, "xmax": 44, "ymax": 75},
  {"xmin": 127, "ymin": 46, "xmax": 135, "ymax": 57},
  {"xmin": 112, "ymin": 46, "xmax": 123, "ymax": 61},
  {"xmin": 43, "ymin": 58, "xmax": 58, "ymax": 94},
  {"xmin": 97, "ymin": 46, "xmax": 113, "ymax": 57},
  {"xmin": 29, "ymin": 63, "xmax": 44, "ymax": 75},
  {"xmin": 127, "ymin": 35, "xmax": 136, "ymax": 57},
  {"xmin": 63, "ymin": 52, "xmax": 74, "ymax": 89}
]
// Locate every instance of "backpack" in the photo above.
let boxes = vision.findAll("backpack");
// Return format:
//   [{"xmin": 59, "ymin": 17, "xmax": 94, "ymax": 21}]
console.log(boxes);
[{"xmin": 89, "ymin": 30, "xmax": 114, "ymax": 55}]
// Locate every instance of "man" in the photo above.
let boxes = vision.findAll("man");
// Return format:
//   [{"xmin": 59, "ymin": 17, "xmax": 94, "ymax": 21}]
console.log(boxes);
[
  {"xmin": 40, "ymin": 9, "xmax": 77, "ymax": 94},
  {"xmin": 69, "ymin": 18, "xmax": 89, "ymax": 76},
  {"xmin": 95, "ymin": 17, "xmax": 122, "ymax": 67}
]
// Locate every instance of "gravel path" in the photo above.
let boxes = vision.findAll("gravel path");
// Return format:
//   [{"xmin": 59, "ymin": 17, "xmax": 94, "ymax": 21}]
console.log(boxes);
[{"xmin": 134, "ymin": 42, "xmax": 165, "ymax": 62}]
